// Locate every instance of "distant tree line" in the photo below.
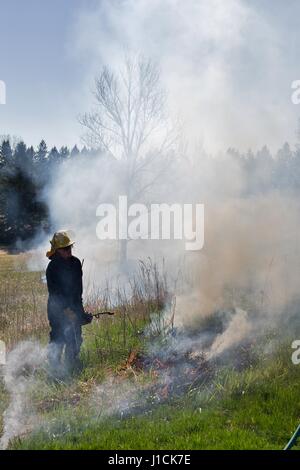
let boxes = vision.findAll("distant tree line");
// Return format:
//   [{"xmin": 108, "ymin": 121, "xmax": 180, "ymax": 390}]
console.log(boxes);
[
  {"xmin": 1, "ymin": 134, "xmax": 300, "ymax": 248},
  {"xmin": 0, "ymin": 138, "xmax": 97, "ymax": 247},
  {"xmin": 226, "ymin": 142, "xmax": 300, "ymax": 195}
]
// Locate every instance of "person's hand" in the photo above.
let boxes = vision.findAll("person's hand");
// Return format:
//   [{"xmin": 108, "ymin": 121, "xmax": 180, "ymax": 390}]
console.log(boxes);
[
  {"xmin": 80, "ymin": 312, "xmax": 93, "ymax": 325},
  {"xmin": 84, "ymin": 312, "xmax": 93, "ymax": 324}
]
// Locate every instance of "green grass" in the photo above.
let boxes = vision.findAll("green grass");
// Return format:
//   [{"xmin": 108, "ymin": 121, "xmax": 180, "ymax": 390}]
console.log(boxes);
[
  {"xmin": 1, "ymin": 251, "xmax": 300, "ymax": 450},
  {"xmin": 80, "ymin": 315, "xmax": 148, "ymax": 380},
  {"xmin": 13, "ymin": 344, "xmax": 300, "ymax": 450},
  {"xmin": 0, "ymin": 251, "xmax": 48, "ymax": 346}
]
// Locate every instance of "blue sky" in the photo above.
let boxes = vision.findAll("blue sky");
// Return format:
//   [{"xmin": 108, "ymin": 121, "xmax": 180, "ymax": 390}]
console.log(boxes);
[
  {"xmin": 0, "ymin": 0, "xmax": 97, "ymax": 148},
  {"xmin": 0, "ymin": 0, "xmax": 300, "ymax": 152}
]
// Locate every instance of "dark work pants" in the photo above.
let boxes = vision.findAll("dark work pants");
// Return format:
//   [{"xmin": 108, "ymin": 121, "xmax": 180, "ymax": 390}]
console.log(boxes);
[{"xmin": 48, "ymin": 316, "xmax": 82, "ymax": 368}]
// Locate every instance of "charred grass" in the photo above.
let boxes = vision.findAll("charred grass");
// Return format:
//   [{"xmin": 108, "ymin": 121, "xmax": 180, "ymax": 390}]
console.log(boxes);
[
  {"xmin": 0, "ymin": 252, "xmax": 300, "ymax": 450},
  {"xmin": 13, "ymin": 343, "xmax": 300, "ymax": 450}
]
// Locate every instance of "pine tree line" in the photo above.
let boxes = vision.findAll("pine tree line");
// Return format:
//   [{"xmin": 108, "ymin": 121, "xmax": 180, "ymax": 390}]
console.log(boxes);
[
  {"xmin": 226, "ymin": 142, "xmax": 300, "ymax": 194},
  {"xmin": 0, "ymin": 138, "xmax": 95, "ymax": 247},
  {"xmin": 1, "ymin": 136, "xmax": 300, "ymax": 248}
]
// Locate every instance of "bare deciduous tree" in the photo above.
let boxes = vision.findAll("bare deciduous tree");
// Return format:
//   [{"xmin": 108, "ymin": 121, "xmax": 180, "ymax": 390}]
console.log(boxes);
[{"xmin": 79, "ymin": 55, "xmax": 177, "ymax": 265}]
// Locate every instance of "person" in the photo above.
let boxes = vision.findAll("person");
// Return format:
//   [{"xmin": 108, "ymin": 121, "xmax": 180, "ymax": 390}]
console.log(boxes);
[{"xmin": 45, "ymin": 231, "xmax": 92, "ymax": 372}]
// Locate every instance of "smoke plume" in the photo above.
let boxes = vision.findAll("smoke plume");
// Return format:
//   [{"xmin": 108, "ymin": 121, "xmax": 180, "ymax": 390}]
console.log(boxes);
[{"xmin": 0, "ymin": 341, "xmax": 47, "ymax": 450}]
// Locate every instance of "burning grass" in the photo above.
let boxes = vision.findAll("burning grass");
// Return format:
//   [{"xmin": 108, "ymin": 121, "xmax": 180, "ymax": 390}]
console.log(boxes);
[
  {"xmin": 118, "ymin": 347, "xmax": 214, "ymax": 401},
  {"xmin": 0, "ymin": 253, "xmax": 171, "ymax": 446},
  {"xmin": 11, "ymin": 340, "xmax": 300, "ymax": 450},
  {"xmin": 1, "ymin": 252, "xmax": 300, "ymax": 450}
]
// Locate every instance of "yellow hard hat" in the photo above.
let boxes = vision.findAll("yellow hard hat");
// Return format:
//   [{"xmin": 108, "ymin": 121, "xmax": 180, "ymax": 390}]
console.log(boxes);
[{"xmin": 46, "ymin": 230, "xmax": 74, "ymax": 258}]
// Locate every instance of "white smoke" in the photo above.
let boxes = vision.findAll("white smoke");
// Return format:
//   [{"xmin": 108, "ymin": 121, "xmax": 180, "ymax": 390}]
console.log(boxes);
[
  {"xmin": 4, "ymin": 0, "xmax": 300, "ymax": 450},
  {"xmin": 0, "ymin": 341, "xmax": 47, "ymax": 450},
  {"xmin": 31, "ymin": 1, "xmax": 300, "ymax": 324},
  {"xmin": 29, "ymin": 150, "xmax": 300, "ymax": 369},
  {"xmin": 208, "ymin": 308, "xmax": 251, "ymax": 359},
  {"xmin": 71, "ymin": 0, "xmax": 297, "ymax": 153}
]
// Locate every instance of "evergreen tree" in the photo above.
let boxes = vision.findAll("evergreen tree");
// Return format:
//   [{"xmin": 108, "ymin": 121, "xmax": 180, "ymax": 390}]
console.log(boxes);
[
  {"xmin": 48, "ymin": 146, "xmax": 60, "ymax": 165},
  {"xmin": 59, "ymin": 146, "xmax": 70, "ymax": 160},
  {"xmin": 0, "ymin": 138, "xmax": 48, "ymax": 245},
  {"xmin": 0, "ymin": 140, "xmax": 13, "ymax": 167},
  {"xmin": 14, "ymin": 141, "xmax": 28, "ymax": 170},
  {"xmin": 275, "ymin": 142, "xmax": 293, "ymax": 190},
  {"xmin": 35, "ymin": 140, "xmax": 48, "ymax": 163},
  {"xmin": 70, "ymin": 145, "xmax": 80, "ymax": 158},
  {"xmin": 26, "ymin": 146, "xmax": 35, "ymax": 167},
  {"xmin": 255, "ymin": 145, "xmax": 273, "ymax": 192}
]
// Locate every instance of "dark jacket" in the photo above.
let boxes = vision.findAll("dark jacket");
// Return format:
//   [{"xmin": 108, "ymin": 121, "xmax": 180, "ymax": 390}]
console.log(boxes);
[{"xmin": 46, "ymin": 254, "xmax": 85, "ymax": 323}]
